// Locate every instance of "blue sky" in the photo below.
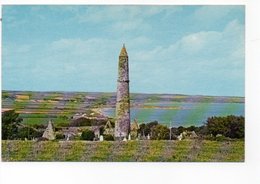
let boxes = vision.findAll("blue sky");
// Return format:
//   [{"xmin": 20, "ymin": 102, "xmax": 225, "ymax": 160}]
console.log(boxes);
[{"xmin": 2, "ymin": 5, "xmax": 245, "ymax": 96}]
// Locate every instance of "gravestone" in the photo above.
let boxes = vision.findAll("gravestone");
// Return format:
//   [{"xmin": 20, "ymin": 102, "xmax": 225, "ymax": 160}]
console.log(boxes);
[{"xmin": 100, "ymin": 135, "xmax": 104, "ymax": 141}]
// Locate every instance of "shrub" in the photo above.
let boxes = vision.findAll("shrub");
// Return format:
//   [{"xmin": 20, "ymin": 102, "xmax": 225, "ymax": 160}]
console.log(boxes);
[
  {"xmin": 56, "ymin": 133, "xmax": 65, "ymax": 140},
  {"xmin": 17, "ymin": 126, "xmax": 42, "ymax": 140},
  {"xmin": 186, "ymin": 125, "xmax": 199, "ymax": 132},
  {"xmin": 31, "ymin": 124, "xmax": 46, "ymax": 129},
  {"xmin": 2, "ymin": 92, "xmax": 10, "ymax": 99},
  {"xmin": 196, "ymin": 125, "xmax": 208, "ymax": 136},
  {"xmin": 206, "ymin": 115, "xmax": 244, "ymax": 139},
  {"xmin": 103, "ymin": 134, "xmax": 114, "ymax": 141},
  {"xmin": 81, "ymin": 129, "xmax": 95, "ymax": 141},
  {"xmin": 2, "ymin": 110, "xmax": 23, "ymax": 140},
  {"xmin": 177, "ymin": 126, "xmax": 185, "ymax": 135},
  {"xmin": 138, "ymin": 121, "xmax": 159, "ymax": 136},
  {"xmin": 151, "ymin": 124, "xmax": 170, "ymax": 140}
]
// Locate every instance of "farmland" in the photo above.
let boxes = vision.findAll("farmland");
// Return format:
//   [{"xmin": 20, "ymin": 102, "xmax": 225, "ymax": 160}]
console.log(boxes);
[
  {"xmin": 1, "ymin": 139, "xmax": 244, "ymax": 162},
  {"xmin": 2, "ymin": 90, "xmax": 244, "ymax": 127}
]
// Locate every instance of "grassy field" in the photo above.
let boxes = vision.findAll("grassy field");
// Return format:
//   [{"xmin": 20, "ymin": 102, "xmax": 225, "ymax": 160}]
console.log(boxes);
[{"xmin": 1, "ymin": 139, "xmax": 244, "ymax": 162}]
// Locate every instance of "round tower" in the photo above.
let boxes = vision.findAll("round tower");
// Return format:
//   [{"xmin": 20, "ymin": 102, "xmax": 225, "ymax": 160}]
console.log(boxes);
[{"xmin": 114, "ymin": 44, "xmax": 130, "ymax": 140}]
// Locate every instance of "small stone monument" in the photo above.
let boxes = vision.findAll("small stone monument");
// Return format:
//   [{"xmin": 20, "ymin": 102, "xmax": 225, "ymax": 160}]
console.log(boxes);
[
  {"xmin": 42, "ymin": 120, "xmax": 55, "ymax": 140},
  {"xmin": 147, "ymin": 134, "xmax": 150, "ymax": 140},
  {"xmin": 177, "ymin": 133, "xmax": 183, "ymax": 141},
  {"xmin": 191, "ymin": 131, "xmax": 198, "ymax": 139},
  {"xmin": 66, "ymin": 134, "xmax": 71, "ymax": 141},
  {"xmin": 100, "ymin": 135, "xmax": 104, "ymax": 142},
  {"xmin": 128, "ymin": 134, "xmax": 131, "ymax": 141},
  {"xmin": 137, "ymin": 133, "xmax": 141, "ymax": 140}
]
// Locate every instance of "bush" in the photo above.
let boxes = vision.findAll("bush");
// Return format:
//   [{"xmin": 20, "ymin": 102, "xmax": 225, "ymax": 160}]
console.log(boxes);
[
  {"xmin": 206, "ymin": 115, "xmax": 244, "ymax": 139},
  {"xmin": 151, "ymin": 124, "xmax": 169, "ymax": 140},
  {"xmin": 56, "ymin": 133, "xmax": 65, "ymax": 140},
  {"xmin": 81, "ymin": 129, "xmax": 95, "ymax": 141},
  {"xmin": 17, "ymin": 126, "xmax": 42, "ymax": 140},
  {"xmin": 103, "ymin": 134, "xmax": 114, "ymax": 141},
  {"xmin": 2, "ymin": 110, "xmax": 23, "ymax": 140},
  {"xmin": 31, "ymin": 124, "xmax": 46, "ymax": 129},
  {"xmin": 2, "ymin": 92, "xmax": 10, "ymax": 99},
  {"xmin": 138, "ymin": 121, "xmax": 159, "ymax": 136},
  {"xmin": 196, "ymin": 125, "xmax": 209, "ymax": 136}
]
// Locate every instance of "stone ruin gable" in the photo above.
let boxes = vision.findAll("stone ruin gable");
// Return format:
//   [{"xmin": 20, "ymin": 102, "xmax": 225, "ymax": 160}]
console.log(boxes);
[
  {"xmin": 131, "ymin": 119, "xmax": 139, "ymax": 131},
  {"xmin": 104, "ymin": 121, "xmax": 114, "ymax": 135},
  {"xmin": 130, "ymin": 119, "xmax": 140, "ymax": 138},
  {"xmin": 42, "ymin": 120, "xmax": 55, "ymax": 140},
  {"xmin": 115, "ymin": 44, "xmax": 130, "ymax": 139}
]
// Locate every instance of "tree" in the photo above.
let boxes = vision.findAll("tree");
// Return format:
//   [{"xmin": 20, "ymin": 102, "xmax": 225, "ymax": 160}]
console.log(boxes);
[
  {"xmin": 151, "ymin": 124, "xmax": 170, "ymax": 140},
  {"xmin": 17, "ymin": 126, "xmax": 42, "ymax": 140},
  {"xmin": 81, "ymin": 129, "xmax": 95, "ymax": 141},
  {"xmin": 138, "ymin": 121, "xmax": 159, "ymax": 137},
  {"xmin": 2, "ymin": 110, "xmax": 23, "ymax": 140},
  {"xmin": 103, "ymin": 134, "xmax": 114, "ymax": 141},
  {"xmin": 206, "ymin": 115, "xmax": 244, "ymax": 138}
]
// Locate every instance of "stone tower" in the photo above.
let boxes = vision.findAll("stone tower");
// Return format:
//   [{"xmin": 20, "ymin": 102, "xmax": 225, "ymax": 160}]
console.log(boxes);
[{"xmin": 115, "ymin": 44, "xmax": 130, "ymax": 140}]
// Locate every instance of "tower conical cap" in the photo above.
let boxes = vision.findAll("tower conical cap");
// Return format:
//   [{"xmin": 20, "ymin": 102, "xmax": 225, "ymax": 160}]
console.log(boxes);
[{"xmin": 119, "ymin": 44, "xmax": 128, "ymax": 56}]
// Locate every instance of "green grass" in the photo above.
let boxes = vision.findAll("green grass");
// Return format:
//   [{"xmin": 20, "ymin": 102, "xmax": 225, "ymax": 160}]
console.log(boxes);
[
  {"xmin": 193, "ymin": 140, "xmax": 221, "ymax": 162},
  {"xmin": 22, "ymin": 118, "xmax": 48, "ymax": 125},
  {"xmin": 219, "ymin": 140, "xmax": 244, "ymax": 162},
  {"xmin": 169, "ymin": 140, "xmax": 193, "ymax": 161},
  {"xmin": 59, "ymin": 141, "xmax": 86, "ymax": 161},
  {"xmin": 1, "ymin": 139, "xmax": 244, "ymax": 162},
  {"xmin": 142, "ymin": 141, "xmax": 165, "ymax": 161},
  {"xmin": 90, "ymin": 141, "xmax": 113, "ymax": 161},
  {"xmin": 33, "ymin": 141, "xmax": 60, "ymax": 161},
  {"xmin": 13, "ymin": 101, "xmax": 29, "ymax": 110},
  {"xmin": 112, "ymin": 141, "xmax": 139, "ymax": 161},
  {"xmin": 2, "ymin": 141, "xmax": 33, "ymax": 161}
]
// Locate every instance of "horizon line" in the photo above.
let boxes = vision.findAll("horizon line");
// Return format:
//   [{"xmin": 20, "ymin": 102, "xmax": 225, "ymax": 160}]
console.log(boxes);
[{"xmin": 2, "ymin": 89, "xmax": 245, "ymax": 98}]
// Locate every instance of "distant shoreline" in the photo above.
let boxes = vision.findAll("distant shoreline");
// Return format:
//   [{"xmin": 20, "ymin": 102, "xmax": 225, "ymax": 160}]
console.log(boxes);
[{"xmin": 2, "ymin": 90, "xmax": 245, "ymax": 99}]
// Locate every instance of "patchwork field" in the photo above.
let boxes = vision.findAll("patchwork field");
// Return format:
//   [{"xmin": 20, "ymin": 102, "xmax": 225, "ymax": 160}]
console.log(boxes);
[
  {"xmin": 2, "ymin": 90, "xmax": 244, "ymax": 127},
  {"xmin": 1, "ymin": 139, "xmax": 244, "ymax": 162}
]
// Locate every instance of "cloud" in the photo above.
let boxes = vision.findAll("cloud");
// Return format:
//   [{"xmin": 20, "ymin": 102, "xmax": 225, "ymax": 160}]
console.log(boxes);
[
  {"xmin": 74, "ymin": 6, "xmax": 182, "ymax": 23},
  {"xmin": 128, "ymin": 19, "xmax": 244, "ymax": 95},
  {"xmin": 193, "ymin": 6, "xmax": 235, "ymax": 23},
  {"xmin": 68, "ymin": 6, "xmax": 183, "ymax": 34},
  {"xmin": 134, "ymin": 18, "xmax": 244, "ymax": 63}
]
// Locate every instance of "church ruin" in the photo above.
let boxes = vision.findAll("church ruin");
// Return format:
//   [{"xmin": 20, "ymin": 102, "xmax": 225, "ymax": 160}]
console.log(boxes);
[{"xmin": 114, "ymin": 44, "xmax": 130, "ymax": 140}]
